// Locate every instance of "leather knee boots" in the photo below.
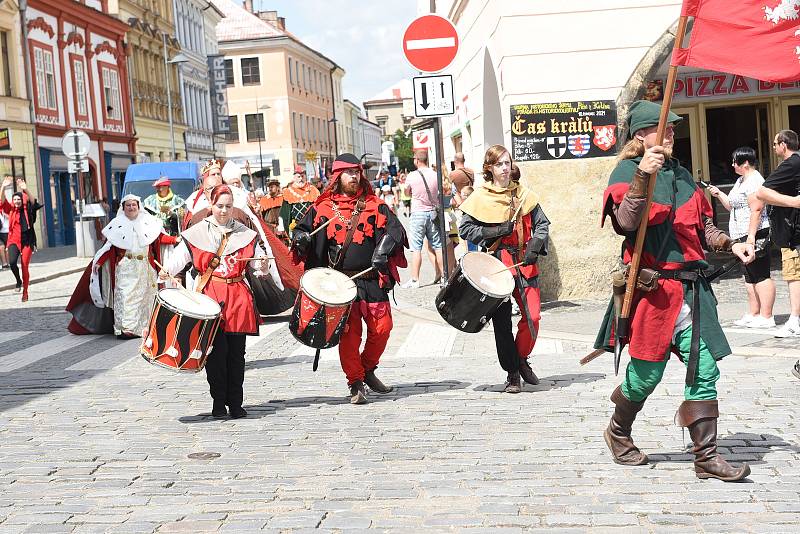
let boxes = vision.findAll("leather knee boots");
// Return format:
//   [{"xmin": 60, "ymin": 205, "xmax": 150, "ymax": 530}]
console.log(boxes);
[
  {"xmin": 676, "ymin": 400, "xmax": 750, "ymax": 481},
  {"xmin": 605, "ymin": 386, "xmax": 648, "ymax": 465}
]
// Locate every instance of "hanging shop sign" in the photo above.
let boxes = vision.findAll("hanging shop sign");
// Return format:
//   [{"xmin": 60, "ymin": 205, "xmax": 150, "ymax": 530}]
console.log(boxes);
[{"xmin": 510, "ymin": 100, "xmax": 618, "ymax": 162}]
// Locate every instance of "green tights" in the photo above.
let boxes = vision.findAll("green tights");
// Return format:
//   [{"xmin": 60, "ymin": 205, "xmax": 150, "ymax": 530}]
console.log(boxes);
[{"xmin": 620, "ymin": 326, "xmax": 720, "ymax": 403}]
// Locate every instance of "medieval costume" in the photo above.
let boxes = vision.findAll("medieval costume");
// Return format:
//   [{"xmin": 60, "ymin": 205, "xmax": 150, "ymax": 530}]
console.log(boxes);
[
  {"xmin": 259, "ymin": 178, "xmax": 285, "ymax": 238},
  {"xmin": 594, "ymin": 100, "xmax": 750, "ymax": 481},
  {"xmin": 280, "ymin": 165, "xmax": 320, "ymax": 238},
  {"xmin": 163, "ymin": 185, "xmax": 273, "ymax": 419},
  {"xmin": 184, "ymin": 165, "xmax": 299, "ymax": 316},
  {"xmin": 66, "ymin": 194, "xmax": 176, "ymax": 338},
  {"xmin": 144, "ymin": 176, "xmax": 185, "ymax": 236},
  {"xmin": 459, "ymin": 173, "xmax": 549, "ymax": 393},
  {"xmin": 291, "ymin": 153, "xmax": 407, "ymax": 404},
  {"xmin": 1, "ymin": 188, "xmax": 42, "ymax": 302}
]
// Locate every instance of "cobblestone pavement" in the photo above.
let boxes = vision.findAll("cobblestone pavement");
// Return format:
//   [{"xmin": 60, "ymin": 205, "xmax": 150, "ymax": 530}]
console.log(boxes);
[{"xmin": 0, "ymin": 252, "xmax": 799, "ymax": 533}]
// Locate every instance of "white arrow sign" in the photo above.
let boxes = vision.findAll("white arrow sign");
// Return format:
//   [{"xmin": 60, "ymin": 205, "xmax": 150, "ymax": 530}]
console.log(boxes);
[
  {"xmin": 413, "ymin": 75, "xmax": 455, "ymax": 118},
  {"xmin": 68, "ymin": 159, "xmax": 89, "ymax": 174}
]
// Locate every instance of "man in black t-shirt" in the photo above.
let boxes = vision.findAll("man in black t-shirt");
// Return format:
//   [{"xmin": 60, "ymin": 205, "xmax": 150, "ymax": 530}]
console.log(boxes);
[{"xmin": 756, "ymin": 130, "xmax": 800, "ymax": 376}]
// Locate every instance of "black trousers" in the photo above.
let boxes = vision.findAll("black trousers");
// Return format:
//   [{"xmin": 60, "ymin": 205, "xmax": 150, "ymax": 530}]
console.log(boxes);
[
  {"xmin": 7, "ymin": 244, "xmax": 22, "ymax": 285},
  {"xmin": 205, "ymin": 331, "xmax": 247, "ymax": 408},
  {"xmin": 490, "ymin": 299, "xmax": 521, "ymax": 373}
]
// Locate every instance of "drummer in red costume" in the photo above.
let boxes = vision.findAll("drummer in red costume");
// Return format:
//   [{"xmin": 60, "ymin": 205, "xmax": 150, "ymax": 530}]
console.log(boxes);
[
  {"xmin": 160, "ymin": 185, "xmax": 275, "ymax": 419},
  {"xmin": 458, "ymin": 144, "xmax": 550, "ymax": 393},
  {"xmin": 291, "ymin": 153, "xmax": 407, "ymax": 404}
]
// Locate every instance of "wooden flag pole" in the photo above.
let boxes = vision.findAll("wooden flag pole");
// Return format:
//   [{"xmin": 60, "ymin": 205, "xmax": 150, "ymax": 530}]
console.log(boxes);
[{"xmin": 613, "ymin": 15, "xmax": 690, "ymax": 375}]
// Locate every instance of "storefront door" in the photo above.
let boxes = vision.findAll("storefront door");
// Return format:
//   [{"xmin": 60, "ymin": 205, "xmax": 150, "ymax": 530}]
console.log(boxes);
[
  {"xmin": 673, "ymin": 107, "xmax": 702, "ymax": 180},
  {"xmin": 782, "ymin": 98, "xmax": 800, "ymax": 134},
  {"xmin": 703, "ymin": 102, "xmax": 772, "ymax": 231},
  {"xmin": 49, "ymin": 172, "xmax": 76, "ymax": 247}
]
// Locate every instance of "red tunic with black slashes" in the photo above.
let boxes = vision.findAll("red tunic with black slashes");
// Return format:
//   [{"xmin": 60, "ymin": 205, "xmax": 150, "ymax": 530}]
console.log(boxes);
[{"xmin": 188, "ymin": 239, "xmax": 260, "ymax": 335}]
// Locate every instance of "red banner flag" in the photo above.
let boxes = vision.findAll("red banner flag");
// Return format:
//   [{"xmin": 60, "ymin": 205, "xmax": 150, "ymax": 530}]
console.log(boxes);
[{"xmin": 672, "ymin": 0, "xmax": 800, "ymax": 83}]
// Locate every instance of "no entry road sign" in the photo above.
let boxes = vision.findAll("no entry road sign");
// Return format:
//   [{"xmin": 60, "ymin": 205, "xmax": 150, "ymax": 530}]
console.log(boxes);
[{"xmin": 402, "ymin": 14, "xmax": 459, "ymax": 73}]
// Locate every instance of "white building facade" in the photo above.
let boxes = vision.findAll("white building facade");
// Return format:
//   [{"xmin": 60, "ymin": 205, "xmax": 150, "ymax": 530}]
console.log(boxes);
[
  {"xmin": 425, "ymin": 0, "xmax": 800, "ymax": 299},
  {"xmin": 173, "ymin": 0, "xmax": 224, "ymax": 162}
]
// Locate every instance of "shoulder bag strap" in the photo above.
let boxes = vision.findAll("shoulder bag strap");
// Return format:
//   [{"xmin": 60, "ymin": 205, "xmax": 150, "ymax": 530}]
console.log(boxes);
[
  {"xmin": 195, "ymin": 233, "xmax": 229, "ymax": 293},
  {"xmin": 333, "ymin": 196, "xmax": 366, "ymax": 270}
]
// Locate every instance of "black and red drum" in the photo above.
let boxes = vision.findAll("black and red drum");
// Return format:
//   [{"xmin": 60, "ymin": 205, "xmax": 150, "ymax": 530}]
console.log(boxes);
[
  {"xmin": 290, "ymin": 268, "xmax": 357, "ymax": 349},
  {"xmin": 435, "ymin": 251, "xmax": 515, "ymax": 333},
  {"xmin": 141, "ymin": 289, "xmax": 222, "ymax": 372}
]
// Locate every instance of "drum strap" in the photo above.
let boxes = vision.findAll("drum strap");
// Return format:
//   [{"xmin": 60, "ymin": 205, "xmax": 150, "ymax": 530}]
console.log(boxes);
[
  {"xmin": 195, "ymin": 234, "xmax": 229, "ymax": 293},
  {"xmin": 332, "ymin": 196, "xmax": 366, "ymax": 270}
]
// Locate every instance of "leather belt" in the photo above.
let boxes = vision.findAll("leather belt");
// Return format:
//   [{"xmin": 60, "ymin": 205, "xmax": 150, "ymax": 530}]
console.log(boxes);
[
  {"xmin": 211, "ymin": 275, "xmax": 244, "ymax": 284},
  {"xmin": 657, "ymin": 268, "xmax": 703, "ymax": 386},
  {"xmin": 340, "ymin": 268, "xmax": 379, "ymax": 280},
  {"xmin": 123, "ymin": 252, "xmax": 146, "ymax": 260}
]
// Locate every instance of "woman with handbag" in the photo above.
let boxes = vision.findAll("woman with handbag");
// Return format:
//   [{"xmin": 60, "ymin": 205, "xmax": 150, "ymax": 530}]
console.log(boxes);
[
  {"xmin": 160, "ymin": 185, "xmax": 274, "ymax": 419},
  {"xmin": 458, "ymin": 144, "xmax": 550, "ymax": 393},
  {"xmin": 707, "ymin": 146, "xmax": 775, "ymax": 329}
]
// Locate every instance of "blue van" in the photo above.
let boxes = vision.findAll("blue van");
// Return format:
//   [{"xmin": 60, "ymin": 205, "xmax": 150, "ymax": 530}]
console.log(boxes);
[{"xmin": 121, "ymin": 162, "xmax": 200, "ymax": 202}]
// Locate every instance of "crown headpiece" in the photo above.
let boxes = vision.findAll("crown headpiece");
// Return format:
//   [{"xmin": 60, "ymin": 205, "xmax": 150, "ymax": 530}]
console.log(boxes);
[{"xmin": 201, "ymin": 159, "xmax": 222, "ymax": 176}]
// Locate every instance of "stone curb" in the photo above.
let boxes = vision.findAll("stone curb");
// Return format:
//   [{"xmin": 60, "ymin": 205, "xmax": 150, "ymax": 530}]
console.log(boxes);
[{"xmin": 0, "ymin": 265, "xmax": 85, "ymax": 293}]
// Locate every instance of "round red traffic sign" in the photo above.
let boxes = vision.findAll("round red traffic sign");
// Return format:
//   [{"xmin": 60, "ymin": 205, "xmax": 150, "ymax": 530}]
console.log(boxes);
[{"xmin": 402, "ymin": 15, "xmax": 459, "ymax": 73}]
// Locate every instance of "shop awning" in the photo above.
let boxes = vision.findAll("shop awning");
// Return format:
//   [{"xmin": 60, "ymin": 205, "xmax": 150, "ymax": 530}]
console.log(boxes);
[{"xmin": 105, "ymin": 151, "xmax": 135, "ymax": 170}]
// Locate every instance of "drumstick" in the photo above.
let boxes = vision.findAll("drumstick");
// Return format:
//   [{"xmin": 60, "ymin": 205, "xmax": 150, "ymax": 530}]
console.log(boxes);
[
  {"xmin": 152, "ymin": 259, "xmax": 204, "ymax": 305},
  {"xmin": 490, "ymin": 261, "xmax": 524, "ymax": 276},
  {"xmin": 308, "ymin": 217, "xmax": 334, "ymax": 237},
  {"xmin": 235, "ymin": 256, "xmax": 275, "ymax": 262},
  {"xmin": 348, "ymin": 266, "xmax": 374, "ymax": 280}
]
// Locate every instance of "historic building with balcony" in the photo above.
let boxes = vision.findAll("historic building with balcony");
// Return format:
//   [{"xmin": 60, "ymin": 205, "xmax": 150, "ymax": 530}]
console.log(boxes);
[
  {"xmin": 24, "ymin": 0, "xmax": 135, "ymax": 246},
  {"xmin": 173, "ymin": 0, "xmax": 223, "ymax": 163},
  {"xmin": 110, "ymin": 0, "xmax": 186, "ymax": 163},
  {"xmin": 212, "ymin": 0, "xmax": 344, "ymax": 186}
]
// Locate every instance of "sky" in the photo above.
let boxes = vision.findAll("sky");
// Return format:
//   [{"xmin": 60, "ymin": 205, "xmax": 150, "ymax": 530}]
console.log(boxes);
[{"xmin": 256, "ymin": 0, "xmax": 418, "ymax": 109}]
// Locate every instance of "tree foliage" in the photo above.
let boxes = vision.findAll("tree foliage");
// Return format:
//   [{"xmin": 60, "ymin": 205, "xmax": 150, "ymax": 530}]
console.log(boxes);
[{"xmin": 392, "ymin": 129, "xmax": 414, "ymax": 173}]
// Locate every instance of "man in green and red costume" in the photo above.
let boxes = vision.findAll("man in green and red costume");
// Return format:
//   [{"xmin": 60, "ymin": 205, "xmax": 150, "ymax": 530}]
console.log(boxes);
[{"xmin": 595, "ymin": 100, "xmax": 755, "ymax": 482}]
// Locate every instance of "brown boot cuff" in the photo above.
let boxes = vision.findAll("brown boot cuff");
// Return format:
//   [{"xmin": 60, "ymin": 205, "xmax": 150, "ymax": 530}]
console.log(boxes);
[
  {"xmin": 675, "ymin": 399, "xmax": 719, "ymax": 427},
  {"xmin": 610, "ymin": 385, "xmax": 644, "ymax": 408}
]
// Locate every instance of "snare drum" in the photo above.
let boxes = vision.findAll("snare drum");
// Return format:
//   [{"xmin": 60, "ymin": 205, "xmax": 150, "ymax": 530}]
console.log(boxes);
[
  {"xmin": 141, "ymin": 288, "xmax": 222, "ymax": 372},
  {"xmin": 289, "ymin": 268, "xmax": 357, "ymax": 349},
  {"xmin": 435, "ymin": 251, "xmax": 515, "ymax": 333}
]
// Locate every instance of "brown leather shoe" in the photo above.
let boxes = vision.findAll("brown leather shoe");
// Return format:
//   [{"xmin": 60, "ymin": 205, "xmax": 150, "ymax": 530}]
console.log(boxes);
[
  {"xmin": 677, "ymin": 400, "xmax": 750, "ymax": 481},
  {"xmin": 604, "ymin": 386, "xmax": 648, "ymax": 465},
  {"xmin": 519, "ymin": 359, "xmax": 539, "ymax": 385},
  {"xmin": 364, "ymin": 369, "xmax": 393, "ymax": 393},
  {"xmin": 349, "ymin": 380, "xmax": 368, "ymax": 405},
  {"xmin": 503, "ymin": 371, "xmax": 521, "ymax": 393}
]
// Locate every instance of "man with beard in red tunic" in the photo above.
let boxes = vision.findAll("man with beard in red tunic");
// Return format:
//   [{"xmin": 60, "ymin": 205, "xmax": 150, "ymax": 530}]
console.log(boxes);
[{"xmin": 291, "ymin": 154, "xmax": 407, "ymax": 404}]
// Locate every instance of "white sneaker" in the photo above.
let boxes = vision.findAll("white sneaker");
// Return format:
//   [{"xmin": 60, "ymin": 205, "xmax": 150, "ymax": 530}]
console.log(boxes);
[
  {"xmin": 747, "ymin": 316, "xmax": 776, "ymax": 329},
  {"xmin": 734, "ymin": 314, "xmax": 755, "ymax": 326},
  {"xmin": 774, "ymin": 322, "xmax": 800, "ymax": 338},
  {"xmin": 401, "ymin": 279, "xmax": 419, "ymax": 289}
]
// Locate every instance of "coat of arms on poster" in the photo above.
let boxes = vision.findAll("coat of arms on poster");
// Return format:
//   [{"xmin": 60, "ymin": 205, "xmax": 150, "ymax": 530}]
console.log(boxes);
[{"xmin": 510, "ymin": 101, "xmax": 618, "ymax": 162}]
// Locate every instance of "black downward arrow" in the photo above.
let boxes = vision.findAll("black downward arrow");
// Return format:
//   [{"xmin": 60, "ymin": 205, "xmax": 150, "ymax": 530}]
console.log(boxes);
[
  {"xmin": 440, "ymin": 82, "xmax": 445, "ymax": 98},
  {"xmin": 420, "ymin": 83, "xmax": 430, "ymax": 110}
]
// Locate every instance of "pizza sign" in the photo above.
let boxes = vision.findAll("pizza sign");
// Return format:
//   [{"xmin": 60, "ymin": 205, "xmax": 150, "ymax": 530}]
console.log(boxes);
[{"xmin": 510, "ymin": 100, "xmax": 618, "ymax": 162}]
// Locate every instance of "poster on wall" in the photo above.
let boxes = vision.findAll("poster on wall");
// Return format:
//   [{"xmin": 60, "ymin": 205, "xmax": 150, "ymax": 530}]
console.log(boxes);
[
  {"xmin": 0, "ymin": 128, "xmax": 10, "ymax": 150},
  {"xmin": 510, "ymin": 101, "xmax": 618, "ymax": 162}
]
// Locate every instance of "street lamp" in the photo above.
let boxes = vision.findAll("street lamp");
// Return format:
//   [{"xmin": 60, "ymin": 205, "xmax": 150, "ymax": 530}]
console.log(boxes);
[
  {"xmin": 162, "ymin": 33, "xmax": 189, "ymax": 161},
  {"xmin": 256, "ymin": 103, "xmax": 269, "ymax": 191}
]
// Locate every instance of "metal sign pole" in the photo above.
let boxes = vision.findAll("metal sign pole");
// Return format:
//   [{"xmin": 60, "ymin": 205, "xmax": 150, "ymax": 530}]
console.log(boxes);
[
  {"xmin": 432, "ymin": 117, "xmax": 449, "ymax": 280},
  {"xmin": 73, "ymin": 131, "xmax": 85, "ymax": 257}
]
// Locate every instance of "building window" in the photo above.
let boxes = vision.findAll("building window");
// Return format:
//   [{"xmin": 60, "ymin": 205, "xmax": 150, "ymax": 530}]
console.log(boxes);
[
  {"xmin": 1, "ymin": 31, "xmax": 11, "ymax": 97},
  {"xmin": 30, "ymin": 40, "xmax": 57, "ymax": 114},
  {"xmin": 295, "ymin": 61, "xmax": 300, "ymax": 88},
  {"xmin": 300, "ymin": 113, "xmax": 305, "ymax": 141},
  {"xmin": 288, "ymin": 57, "xmax": 293, "ymax": 85},
  {"xmin": 224, "ymin": 59, "xmax": 234, "ymax": 86},
  {"xmin": 241, "ymin": 57, "xmax": 260, "ymax": 85},
  {"xmin": 245, "ymin": 113, "xmax": 264, "ymax": 142},
  {"xmin": 100, "ymin": 63, "xmax": 122, "ymax": 123},
  {"xmin": 71, "ymin": 55, "xmax": 88, "ymax": 119},
  {"xmin": 292, "ymin": 112, "xmax": 297, "ymax": 140},
  {"xmin": 226, "ymin": 115, "xmax": 239, "ymax": 142}
]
